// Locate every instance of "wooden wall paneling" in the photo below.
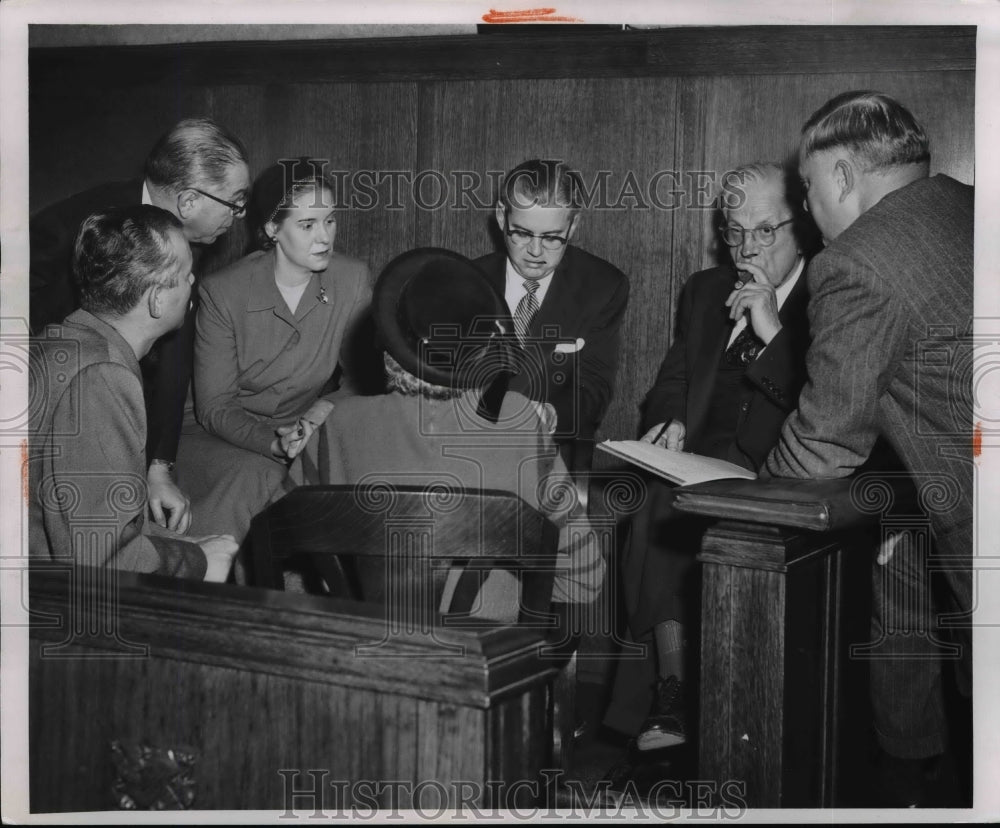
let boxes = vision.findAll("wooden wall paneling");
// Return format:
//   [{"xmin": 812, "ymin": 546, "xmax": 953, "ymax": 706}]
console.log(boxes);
[
  {"xmin": 671, "ymin": 70, "xmax": 974, "ymax": 276},
  {"xmin": 28, "ymin": 27, "xmax": 974, "ymax": 88},
  {"xmin": 28, "ymin": 83, "xmax": 212, "ymax": 213},
  {"xmin": 199, "ymin": 81, "xmax": 421, "ymax": 280}
]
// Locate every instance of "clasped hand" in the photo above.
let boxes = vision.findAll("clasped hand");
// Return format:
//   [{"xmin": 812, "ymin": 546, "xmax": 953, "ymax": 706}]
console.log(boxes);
[
  {"xmin": 271, "ymin": 400, "xmax": 335, "ymax": 461},
  {"xmin": 724, "ymin": 262, "xmax": 781, "ymax": 345}
]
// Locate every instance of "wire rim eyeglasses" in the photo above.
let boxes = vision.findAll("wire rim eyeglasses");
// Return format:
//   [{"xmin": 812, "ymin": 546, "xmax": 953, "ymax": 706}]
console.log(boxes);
[{"xmin": 719, "ymin": 218, "xmax": 794, "ymax": 248}]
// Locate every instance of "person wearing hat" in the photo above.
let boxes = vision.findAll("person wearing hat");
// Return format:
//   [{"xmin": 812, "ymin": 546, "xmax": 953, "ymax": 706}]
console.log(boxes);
[
  {"xmin": 286, "ymin": 247, "xmax": 605, "ymax": 613},
  {"xmin": 174, "ymin": 158, "xmax": 371, "ymax": 562}
]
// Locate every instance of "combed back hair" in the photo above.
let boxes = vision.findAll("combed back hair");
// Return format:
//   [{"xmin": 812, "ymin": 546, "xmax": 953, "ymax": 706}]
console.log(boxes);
[
  {"xmin": 500, "ymin": 159, "xmax": 584, "ymax": 213},
  {"xmin": 256, "ymin": 181, "xmax": 333, "ymax": 251},
  {"xmin": 718, "ymin": 162, "xmax": 787, "ymax": 213},
  {"xmin": 144, "ymin": 117, "xmax": 249, "ymax": 193},
  {"xmin": 383, "ymin": 353, "xmax": 463, "ymax": 400},
  {"xmin": 73, "ymin": 205, "xmax": 185, "ymax": 317},
  {"xmin": 801, "ymin": 90, "xmax": 930, "ymax": 172},
  {"xmin": 718, "ymin": 161, "xmax": 821, "ymax": 257}
]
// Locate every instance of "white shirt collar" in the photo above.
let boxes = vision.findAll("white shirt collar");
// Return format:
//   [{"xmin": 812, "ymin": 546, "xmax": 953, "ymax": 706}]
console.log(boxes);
[{"xmin": 141, "ymin": 180, "xmax": 152, "ymax": 206}]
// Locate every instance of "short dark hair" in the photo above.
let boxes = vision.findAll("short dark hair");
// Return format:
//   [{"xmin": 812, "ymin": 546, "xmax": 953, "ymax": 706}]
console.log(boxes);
[
  {"xmin": 144, "ymin": 117, "xmax": 249, "ymax": 193},
  {"xmin": 73, "ymin": 205, "xmax": 185, "ymax": 317},
  {"xmin": 801, "ymin": 90, "xmax": 930, "ymax": 172},
  {"xmin": 250, "ymin": 158, "xmax": 334, "ymax": 250},
  {"xmin": 499, "ymin": 159, "xmax": 584, "ymax": 213}
]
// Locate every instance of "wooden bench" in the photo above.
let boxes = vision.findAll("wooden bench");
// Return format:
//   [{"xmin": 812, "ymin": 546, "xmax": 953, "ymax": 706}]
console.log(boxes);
[{"xmin": 28, "ymin": 564, "xmax": 560, "ymax": 813}]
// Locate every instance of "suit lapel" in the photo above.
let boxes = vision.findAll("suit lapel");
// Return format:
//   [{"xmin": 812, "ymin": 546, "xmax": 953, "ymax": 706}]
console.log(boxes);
[
  {"xmin": 687, "ymin": 268, "xmax": 736, "ymax": 433},
  {"xmin": 529, "ymin": 247, "xmax": 579, "ymax": 341}
]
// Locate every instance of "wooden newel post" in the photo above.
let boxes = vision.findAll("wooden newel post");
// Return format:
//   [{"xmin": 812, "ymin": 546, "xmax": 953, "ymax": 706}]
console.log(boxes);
[{"xmin": 671, "ymin": 475, "xmax": 918, "ymax": 808}]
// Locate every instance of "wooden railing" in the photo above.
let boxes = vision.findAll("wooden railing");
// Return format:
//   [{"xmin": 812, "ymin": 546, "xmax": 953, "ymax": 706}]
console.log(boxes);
[
  {"xmin": 673, "ymin": 474, "xmax": 925, "ymax": 808},
  {"xmin": 28, "ymin": 564, "xmax": 560, "ymax": 813}
]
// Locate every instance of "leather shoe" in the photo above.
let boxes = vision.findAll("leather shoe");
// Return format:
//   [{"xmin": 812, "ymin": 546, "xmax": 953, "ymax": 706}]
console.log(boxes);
[{"xmin": 636, "ymin": 675, "xmax": 686, "ymax": 751}]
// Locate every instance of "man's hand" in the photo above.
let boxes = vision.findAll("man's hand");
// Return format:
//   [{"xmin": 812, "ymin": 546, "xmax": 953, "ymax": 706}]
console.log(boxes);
[
  {"xmin": 147, "ymin": 463, "xmax": 191, "ymax": 534},
  {"xmin": 640, "ymin": 419, "xmax": 686, "ymax": 451},
  {"xmin": 725, "ymin": 263, "xmax": 782, "ymax": 345},
  {"xmin": 192, "ymin": 533, "xmax": 239, "ymax": 583}
]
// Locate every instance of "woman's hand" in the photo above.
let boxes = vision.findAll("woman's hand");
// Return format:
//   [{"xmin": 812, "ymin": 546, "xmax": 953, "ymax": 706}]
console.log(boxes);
[{"xmin": 272, "ymin": 401, "xmax": 335, "ymax": 461}]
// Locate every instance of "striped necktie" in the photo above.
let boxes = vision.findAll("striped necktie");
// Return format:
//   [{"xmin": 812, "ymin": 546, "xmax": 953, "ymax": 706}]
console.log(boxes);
[{"xmin": 513, "ymin": 279, "xmax": 540, "ymax": 345}]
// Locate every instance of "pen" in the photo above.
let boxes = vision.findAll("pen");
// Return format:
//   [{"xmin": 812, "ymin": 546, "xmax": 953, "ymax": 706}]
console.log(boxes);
[{"xmin": 652, "ymin": 421, "xmax": 671, "ymax": 445}]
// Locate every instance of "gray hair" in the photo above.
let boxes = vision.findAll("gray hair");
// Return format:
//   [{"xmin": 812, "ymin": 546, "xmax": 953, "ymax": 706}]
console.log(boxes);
[
  {"xmin": 74, "ymin": 205, "xmax": 184, "ymax": 317},
  {"xmin": 801, "ymin": 90, "xmax": 930, "ymax": 172},
  {"xmin": 144, "ymin": 117, "xmax": 249, "ymax": 193}
]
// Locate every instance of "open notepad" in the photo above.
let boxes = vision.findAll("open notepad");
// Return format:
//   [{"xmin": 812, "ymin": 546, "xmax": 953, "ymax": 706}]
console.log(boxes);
[{"xmin": 598, "ymin": 440, "xmax": 757, "ymax": 486}]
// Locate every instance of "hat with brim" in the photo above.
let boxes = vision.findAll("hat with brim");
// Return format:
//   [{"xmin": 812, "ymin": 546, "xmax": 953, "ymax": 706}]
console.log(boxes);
[{"xmin": 374, "ymin": 247, "xmax": 514, "ymax": 389}]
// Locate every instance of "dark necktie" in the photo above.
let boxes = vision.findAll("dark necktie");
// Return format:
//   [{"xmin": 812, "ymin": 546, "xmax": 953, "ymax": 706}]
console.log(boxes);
[
  {"xmin": 723, "ymin": 325, "xmax": 765, "ymax": 367},
  {"xmin": 513, "ymin": 279, "xmax": 540, "ymax": 345}
]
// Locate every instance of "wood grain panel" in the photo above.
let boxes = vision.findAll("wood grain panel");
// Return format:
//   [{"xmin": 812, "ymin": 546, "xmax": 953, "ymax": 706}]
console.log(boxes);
[
  {"xmin": 29, "ymin": 567, "xmax": 555, "ymax": 813},
  {"xmin": 29, "ymin": 26, "xmax": 973, "ymax": 88},
  {"xmin": 28, "ymin": 84, "xmax": 211, "ymax": 213}
]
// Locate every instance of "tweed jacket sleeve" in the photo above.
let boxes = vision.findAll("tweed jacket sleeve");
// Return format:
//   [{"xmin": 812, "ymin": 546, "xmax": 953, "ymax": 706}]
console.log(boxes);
[
  {"xmin": 43, "ymin": 360, "xmax": 207, "ymax": 577},
  {"xmin": 766, "ymin": 248, "xmax": 902, "ymax": 478}
]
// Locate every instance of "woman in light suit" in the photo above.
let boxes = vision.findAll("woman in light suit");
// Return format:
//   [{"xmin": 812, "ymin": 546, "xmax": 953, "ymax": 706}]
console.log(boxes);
[{"xmin": 176, "ymin": 158, "xmax": 371, "ymax": 564}]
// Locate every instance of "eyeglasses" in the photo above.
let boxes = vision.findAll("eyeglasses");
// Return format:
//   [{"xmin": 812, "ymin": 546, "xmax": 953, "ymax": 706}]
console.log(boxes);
[
  {"xmin": 719, "ymin": 218, "xmax": 794, "ymax": 248},
  {"xmin": 191, "ymin": 187, "xmax": 247, "ymax": 218},
  {"xmin": 504, "ymin": 226, "xmax": 571, "ymax": 251}
]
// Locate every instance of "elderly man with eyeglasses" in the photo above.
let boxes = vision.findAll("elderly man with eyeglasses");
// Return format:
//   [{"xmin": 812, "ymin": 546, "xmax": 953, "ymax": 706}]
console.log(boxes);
[
  {"xmin": 30, "ymin": 117, "xmax": 250, "ymax": 536},
  {"xmin": 474, "ymin": 159, "xmax": 630, "ymax": 476},
  {"xmin": 602, "ymin": 162, "xmax": 819, "ymax": 759}
]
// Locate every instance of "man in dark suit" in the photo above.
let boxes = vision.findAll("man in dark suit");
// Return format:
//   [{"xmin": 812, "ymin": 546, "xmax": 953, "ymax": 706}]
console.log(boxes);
[
  {"xmin": 30, "ymin": 117, "xmax": 250, "ymax": 535},
  {"xmin": 604, "ymin": 162, "xmax": 815, "ymax": 751},
  {"xmin": 474, "ymin": 159, "xmax": 630, "ymax": 473},
  {"xmin": 767, "ymin": 91, "xmax": 973, "ymax": 806}
]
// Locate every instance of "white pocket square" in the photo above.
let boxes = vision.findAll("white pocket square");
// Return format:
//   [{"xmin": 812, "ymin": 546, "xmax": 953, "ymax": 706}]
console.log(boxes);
[{"xmin": 554, "ymin": 338, "xmax": 585, "ymax": 354}]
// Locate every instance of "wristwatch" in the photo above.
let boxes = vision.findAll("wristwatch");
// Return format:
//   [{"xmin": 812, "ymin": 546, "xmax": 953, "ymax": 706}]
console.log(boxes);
[{"xmin": 149, "ymin": 459, "xmax": 176, "ymax": 474}]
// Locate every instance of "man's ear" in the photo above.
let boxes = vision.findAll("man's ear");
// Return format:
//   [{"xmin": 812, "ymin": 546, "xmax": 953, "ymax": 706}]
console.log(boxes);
[
  {"xmin": 494, "ymin": 202, "xmax": 506, "ymax": 231},
  {"xmin": 834, "ymin": 158, "xmax": 855, "ymax": 204},
  {"xmin": 147, "ymin": 285, "xmax": 164, "ymax": 320},
  {"xmin": 176, "ymin": 189, "xmax": 198, "ymax": 220}
]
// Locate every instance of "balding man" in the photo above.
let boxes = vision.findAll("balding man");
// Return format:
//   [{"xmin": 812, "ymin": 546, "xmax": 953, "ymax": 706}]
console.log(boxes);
[
  {"xmin": 767, "ymin": 91, "xmax": 973, "ymax": 806},
  {"xmin": 30, "ymin": 117, "xmax": 251, "ymax": 536},
  {"xmin": 604, "ymin": 163, "xmax": 816, "ymax": 752}
]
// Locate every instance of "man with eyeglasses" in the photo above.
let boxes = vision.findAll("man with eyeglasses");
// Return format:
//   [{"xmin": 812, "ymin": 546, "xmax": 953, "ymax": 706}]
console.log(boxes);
[
  {"xmin": 603, "ymin": 162, "xmax": 818, "ymax": 761},
  {"xmin": 475, "ymin": 158, "xmax": 630, "ymax": 475},
  {"xmin": 30, "ymin": 117, "xmax": 251, "ymax": 536}
]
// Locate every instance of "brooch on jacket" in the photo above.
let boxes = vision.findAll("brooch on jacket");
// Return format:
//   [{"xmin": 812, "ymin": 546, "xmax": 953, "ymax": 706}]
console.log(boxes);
[{"xmin": 318, "ymin": 286, "xmax": 329, "ymax": 304}]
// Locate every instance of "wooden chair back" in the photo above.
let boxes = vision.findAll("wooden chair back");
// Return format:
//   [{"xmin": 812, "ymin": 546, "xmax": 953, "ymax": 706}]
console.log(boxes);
[{"xmin": 250, "ymin": 484, "xmax": 560, "ymax": 625}]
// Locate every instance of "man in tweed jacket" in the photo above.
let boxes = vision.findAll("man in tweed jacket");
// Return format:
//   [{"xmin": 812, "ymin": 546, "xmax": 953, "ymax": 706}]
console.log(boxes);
[{"xmin": 767, "ymin": 91, "xmax": 973, "ymax": 806}]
